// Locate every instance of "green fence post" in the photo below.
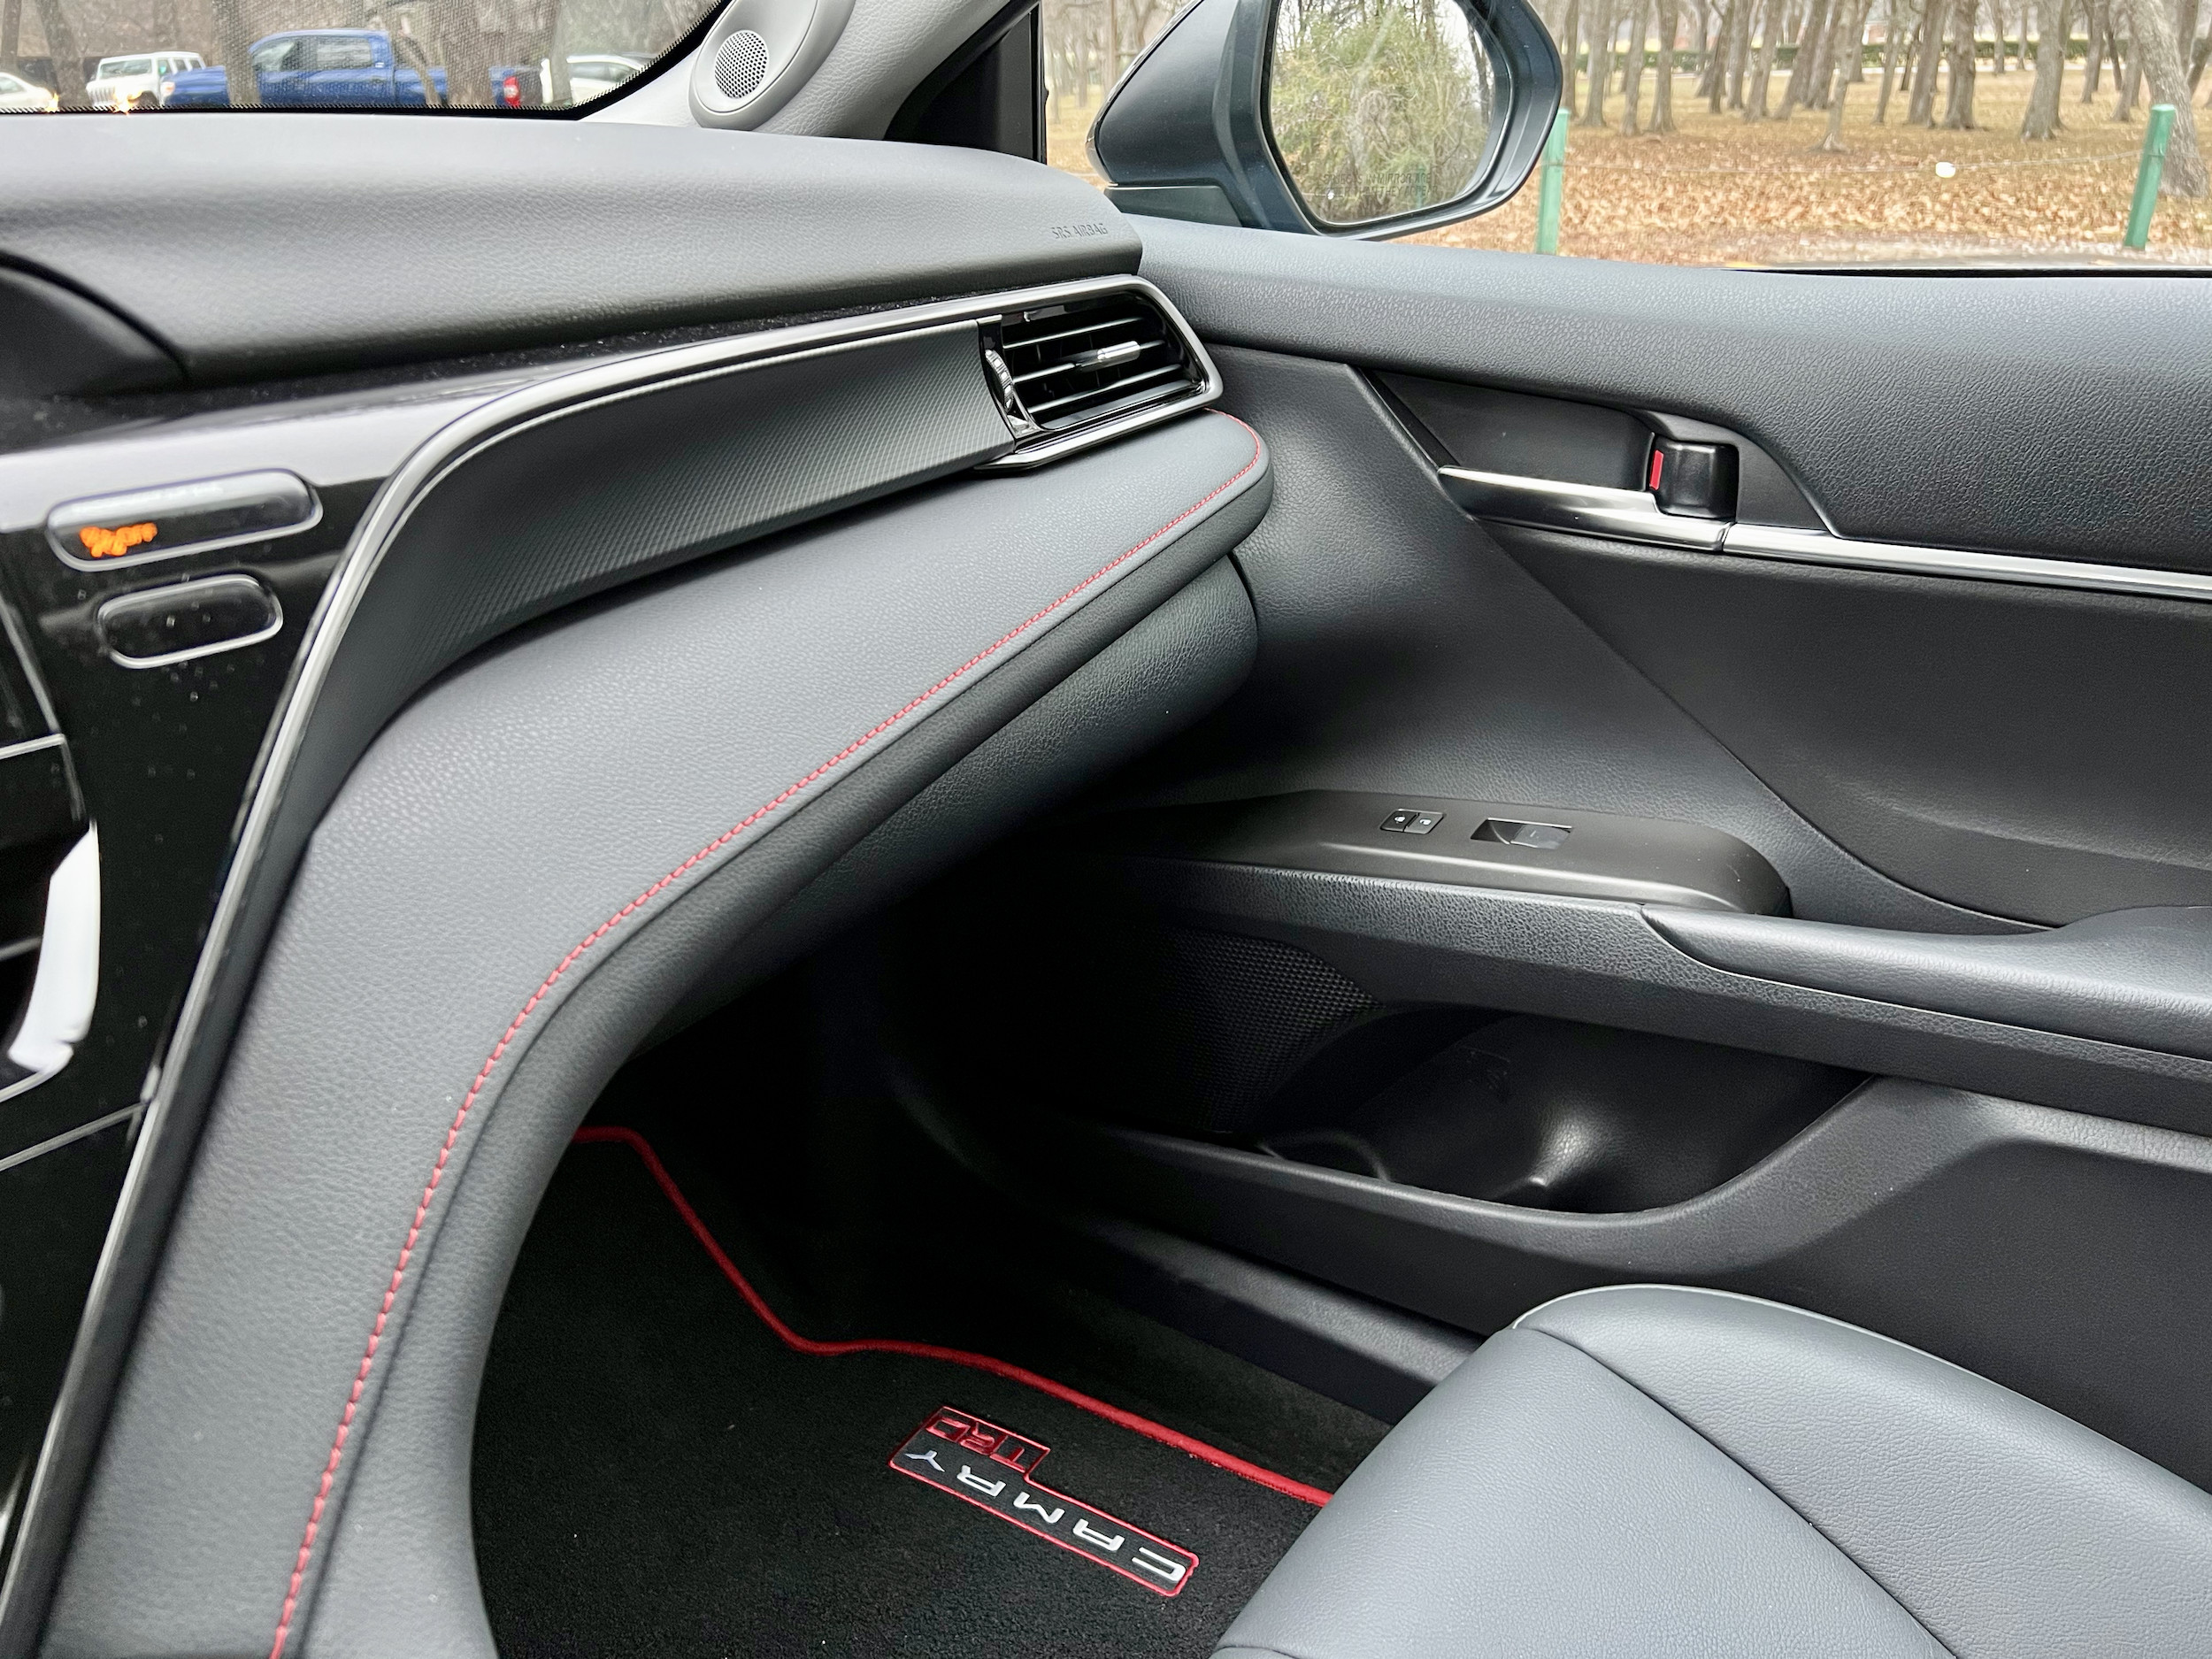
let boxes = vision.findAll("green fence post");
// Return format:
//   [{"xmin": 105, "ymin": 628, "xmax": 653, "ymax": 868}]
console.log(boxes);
[
  {"xmin": 2124, "ymin": 104, "xmax": 2177, "ymax": 251},
  {"xmin": 1534, "ymin": 108, "xmax": 1570, "ymax": 255}
]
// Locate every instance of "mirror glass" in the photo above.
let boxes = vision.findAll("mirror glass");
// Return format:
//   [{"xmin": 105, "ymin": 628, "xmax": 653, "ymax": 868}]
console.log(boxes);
[{"xmin": 1268, "ymin": 0, "xmax": 1499, "ymax": 228}]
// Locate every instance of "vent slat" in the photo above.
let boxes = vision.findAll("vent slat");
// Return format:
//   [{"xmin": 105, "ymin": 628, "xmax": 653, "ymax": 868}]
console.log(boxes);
[
  {"xmin": 1010, "ymin": 340, "xmax": 1176, "ymax": 386},
  {"xmin": 1024, "ymin": 363, "xmax": 1187, "ymax": 420},
  {"xmin": 995, "ymin": 291, "xmax": 1201, "ymax": 440}
]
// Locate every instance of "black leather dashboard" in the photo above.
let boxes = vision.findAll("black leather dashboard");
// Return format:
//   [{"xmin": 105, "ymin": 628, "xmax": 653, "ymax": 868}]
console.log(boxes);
[{"xmin": 0, "ymin": 129, "xmax": 1265, "ymax": 1659}]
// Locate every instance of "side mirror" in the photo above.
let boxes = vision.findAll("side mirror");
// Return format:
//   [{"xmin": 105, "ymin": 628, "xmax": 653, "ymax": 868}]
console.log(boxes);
[{"xmin": 1090, "ymin": 0, "xmax": 1561, "ymax": 239}]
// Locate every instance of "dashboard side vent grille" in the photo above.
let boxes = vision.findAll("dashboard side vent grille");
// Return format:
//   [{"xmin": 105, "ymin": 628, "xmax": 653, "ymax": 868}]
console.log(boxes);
[{"xmin": 989, "ymin": 293, "xmax": 1202, "ymax": 439}]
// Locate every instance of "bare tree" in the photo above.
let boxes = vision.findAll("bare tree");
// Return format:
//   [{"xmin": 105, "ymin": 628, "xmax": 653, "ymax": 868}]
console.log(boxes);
[
  {"xmin": 1876, "ymin": 0, "xmax": 1912, "ymax": 116},
  {"xmin": 1745, "ymin": 0, "xmax": 1785, "ymax": 111},
  {"xmin": 2022, "ymin": 0, "xmax": 2070, "ymax": 131},
  {"xmin": 1941, "ymin": 0, "xmax": 1978, "ymax": 122},
  {"xmin": 1653, "ymin": 0, "xmax": 1681, "ymax": 124},
  {"xmin": 1782, "ymin": 0, "xmax": 1832, "ymax": 107},
  {"xmin": 1701, "ymin": 0, "xmax": 1735, "ymax": 100},
  {"xmin": 1909, "ymin": 0, "xmax": 1950, "ymax": 115},
  {"xmin": 1815, "ymin": 0, "xmax": 1865, "ymax": 139},
  {"xmin": 1582, "ymin": 0, "xmax": 1614, "ymax": 121},
  {"xmin": 2125, "ymin": 0, "xmax": 2208, "ymax": 188},
  {"xmin": 2083, "ymin": 0, "xmax": 2107, "ymax": 91},
  {"xmin": 2114, "ymin": 9, "xmax": 2143, "ymax": 115},
  {"xmin": 1621, "ymin": 0, "xmax": 1650, "ymax": 127},
  {"xmin": 0, "ymin": 0, "xmax": 20, "ymax": 71},
  {"xmin": 1558, "ymin": 0, "xmax": 1583, "ymax": 115},
  {"xmin": 30, "ymin": 0, "xmax": 80, "ymax": 97}
]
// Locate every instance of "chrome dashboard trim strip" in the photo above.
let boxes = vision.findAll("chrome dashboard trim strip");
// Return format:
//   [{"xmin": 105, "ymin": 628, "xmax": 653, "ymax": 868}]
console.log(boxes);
[
  {"xmin": 0, "ymin": 271, "xmax": 1224, "ymax": 1646},
  {"xmin": 1444, "ymin": 465, "xmax": 2212, "ymax": 604}
]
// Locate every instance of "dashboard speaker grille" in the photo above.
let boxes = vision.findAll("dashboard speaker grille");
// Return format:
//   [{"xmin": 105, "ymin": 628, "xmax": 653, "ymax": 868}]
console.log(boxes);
[
  {"xmin": 995, "ymin": 293, "xmax": 1202, "ymax": 437},
  {"xmin": 713, "ymin": 30, "xmax": 771, "ymax": 102}
]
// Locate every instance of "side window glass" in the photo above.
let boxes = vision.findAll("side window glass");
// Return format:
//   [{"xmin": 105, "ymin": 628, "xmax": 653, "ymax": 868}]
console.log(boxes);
[
  {"xmin": 1046, "ymin": 0, "xmax": 2212, "ymax": 267},
  {"xmin": 310, "ymin": 37, "xmax": 378, "ymax": 72}
]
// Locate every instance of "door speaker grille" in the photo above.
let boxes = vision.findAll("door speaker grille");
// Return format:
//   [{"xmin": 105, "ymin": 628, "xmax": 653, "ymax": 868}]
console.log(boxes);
[{"xmin": 713, "ymin": 30, "xmax": 770, "ymax": 101}]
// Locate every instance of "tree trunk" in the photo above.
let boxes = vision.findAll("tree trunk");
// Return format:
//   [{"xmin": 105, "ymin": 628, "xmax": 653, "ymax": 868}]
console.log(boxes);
[
  {"xmin": 1909, "ymin": 0, "xmax": 1951, "ymax": 114},
  {"xmin": 2115, "ymin": 14, "xmax": 2143, "ymax": 114},
  {"xmin": 1654, "ymin": 0, "xmax": 1682, "ymax": 124},
  {"xmin": 1816, "ymin": 0, "xmax": 1867, "ymax": 139},
  {"xmin": 1808, "ymin": 0, "xmax": 1843, "ymax": 101},
  {"xmin": 1942, "ymin": 0, "xmax": 1979, "ymax": 121},
  {"xmin": 1747, "ymin": 0, "xmax": 1787, "ymax": 110},
  {"xmin": 0, "ymin": 0, "xmax": 19, "ymax": 74},
  {"xmin": 1702, "ymin": 0, "xmax": 1735, "ymax": 99},
  {"xmin": 1583, "ymin": 0, "xmax": 1616, "ymax": 121},
  {"xmin": 1558, "ymin": 0, "xmax": 1583, "ymax": 115},
  {"xmin": 1784, "ymin": 0, "xmax": 1833, "ymax": 106},
  {"xmin": 2023, "ymin": 0, "xmax": 2070, "ymax": 129},
  {"xmin": 30, "ymin": 0, "xmax": 79, "ymax": 99},
  {"xmin": 2084, "ymin": 0, "xmax": 2107, "ymax": 90},
  {"xmin": 1623, "ymin": 0, "xmax": 1652, "ymax": 127},
  {"xmin": 2126, "ymin": 0, "xmax": 2209, "ymax": 187},
  {"xmin": 1728, "ymin": 0, "xmax": 1755, "ymax": 100},
  {"xmin": 1877, "ymin": 0, "xmax": 1909, "ymax": 116}
]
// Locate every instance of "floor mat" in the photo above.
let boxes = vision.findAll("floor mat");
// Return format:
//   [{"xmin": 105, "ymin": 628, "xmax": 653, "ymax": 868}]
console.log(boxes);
[{"xmin": 473, "ymin": 1131, "xmax": 1337, "ymax": 1659}]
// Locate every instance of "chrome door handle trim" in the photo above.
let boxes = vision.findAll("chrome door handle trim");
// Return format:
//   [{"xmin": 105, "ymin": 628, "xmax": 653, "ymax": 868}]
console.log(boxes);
[
  {"xmin": 1438, "ymin": 465, "xmax": 1725, "ymax": 550},
  {"xmin": 1719, "ymin": 521, "xmax": 2212, "ymax": 604},
  {"xmin": 1441, "ymin": 465, "xmax": 2212, "ymax": 604}
]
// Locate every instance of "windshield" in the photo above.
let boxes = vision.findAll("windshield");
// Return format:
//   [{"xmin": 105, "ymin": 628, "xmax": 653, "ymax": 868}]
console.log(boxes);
[{"xmin": 10, "ymin": 0, "xmax": 709, "ymax": 111}]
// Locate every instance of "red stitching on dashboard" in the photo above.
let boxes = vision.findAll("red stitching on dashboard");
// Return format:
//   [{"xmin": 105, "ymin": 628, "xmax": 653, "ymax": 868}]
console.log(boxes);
[
  {"xmin": 572, "ymin": 1125, "xmax": 1333, "ymax": 1507},
  {"xmin": 265, "ymin": 416, "xmax": 1262, "ymax": 1659}
]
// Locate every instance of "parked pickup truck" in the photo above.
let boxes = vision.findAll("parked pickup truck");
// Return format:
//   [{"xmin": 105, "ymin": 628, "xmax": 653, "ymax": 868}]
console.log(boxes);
[{"xmin": 162, "ymin": 30, "xmax": 447, "ymax": 108}]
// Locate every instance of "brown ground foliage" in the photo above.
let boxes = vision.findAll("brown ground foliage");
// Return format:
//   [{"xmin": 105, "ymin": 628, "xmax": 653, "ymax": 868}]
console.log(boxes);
[{"xmin": 1048, "ymin": 60, "xmax": 2212, "ymax": 266}]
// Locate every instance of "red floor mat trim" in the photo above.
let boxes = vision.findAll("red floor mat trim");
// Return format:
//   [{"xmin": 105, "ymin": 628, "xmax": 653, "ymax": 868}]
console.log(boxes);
[{"xmin": 572, "ymin": 1125, "xmax": 1333, "ymax": 1509}]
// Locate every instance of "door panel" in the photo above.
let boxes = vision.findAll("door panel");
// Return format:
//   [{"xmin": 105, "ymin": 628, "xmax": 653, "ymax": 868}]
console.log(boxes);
[{"xmin": 886, "ymin": 214, "xmax": 2212, "ymax": 1512}]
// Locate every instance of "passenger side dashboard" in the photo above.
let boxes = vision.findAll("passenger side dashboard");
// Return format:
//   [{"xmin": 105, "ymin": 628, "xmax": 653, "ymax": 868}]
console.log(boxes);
[{"xmin": 0, "ymin": 121, "xmax": 1261, "ymax": 1659}]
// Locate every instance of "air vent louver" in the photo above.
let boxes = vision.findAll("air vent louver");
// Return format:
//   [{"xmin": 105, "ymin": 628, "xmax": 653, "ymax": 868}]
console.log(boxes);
[{"xmin": 992, "ymin": 293, "xmax": 1202, "ymax": 439}]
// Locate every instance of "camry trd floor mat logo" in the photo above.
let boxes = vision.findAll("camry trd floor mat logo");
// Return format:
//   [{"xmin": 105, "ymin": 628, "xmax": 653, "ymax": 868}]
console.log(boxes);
[{"xmin": 890, "ymin": 1407, "xmax": 1198, "ymax": 1597}]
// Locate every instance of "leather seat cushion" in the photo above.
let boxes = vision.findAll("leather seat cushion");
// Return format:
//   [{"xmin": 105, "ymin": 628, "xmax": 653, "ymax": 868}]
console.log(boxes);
[{"xmin": 1216, "ymin": 1286, "xmax": 2212, "ymax": 1659}]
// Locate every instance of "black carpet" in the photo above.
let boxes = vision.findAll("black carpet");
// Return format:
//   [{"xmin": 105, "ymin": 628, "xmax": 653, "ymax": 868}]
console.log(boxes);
[{"xmin": 473, "ymin": 1134, "xmax": 1356, "ymax": 1659}]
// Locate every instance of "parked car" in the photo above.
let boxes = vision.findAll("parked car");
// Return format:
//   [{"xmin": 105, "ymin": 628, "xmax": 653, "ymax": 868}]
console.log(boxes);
[
  {"xmin": 564, "ymin": 51, "xmax": 647, "ymax": 101},
  {"xmin": 83, "ymin": 49, "xmax": 202, "ymax": 109},
  {"xmin": 161, "ymin": 29, "xmax": 445, "ymax": 109},
  {"xmin": 488, "ymin": 52, "xmax": 646, "ymax": 108},
  {"xmin": 0, "ymin": 68, "xmax": 58, "ymax": 111}
]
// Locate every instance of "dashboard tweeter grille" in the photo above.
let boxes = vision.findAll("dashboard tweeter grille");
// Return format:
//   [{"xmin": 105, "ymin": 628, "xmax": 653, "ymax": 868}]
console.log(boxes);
[
  {"xmin": 714, "ymin": 30, "xmax": 770, "ymax": 102},
  {"xmin": 985, "ymin": 293, "xmax": 1203, "ymax": 446}
]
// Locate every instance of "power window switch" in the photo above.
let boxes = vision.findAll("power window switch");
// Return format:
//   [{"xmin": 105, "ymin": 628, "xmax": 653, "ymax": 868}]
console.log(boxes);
[{"xmin": 1380, "ymin": 810, "xmax": 1444, "ymax": 834}]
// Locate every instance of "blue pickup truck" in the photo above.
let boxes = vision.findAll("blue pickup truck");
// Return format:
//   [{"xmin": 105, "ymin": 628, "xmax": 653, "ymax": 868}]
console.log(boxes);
[{"xmin": 162, "ymin": 30, "xmax": 448, "ymax": 108}]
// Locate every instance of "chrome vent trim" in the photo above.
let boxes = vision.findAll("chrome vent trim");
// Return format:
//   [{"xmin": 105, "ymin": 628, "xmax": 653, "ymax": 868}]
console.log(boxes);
[{"xmin": 978, "ymin": 286, "xmax": 1220, "ymax": 472}]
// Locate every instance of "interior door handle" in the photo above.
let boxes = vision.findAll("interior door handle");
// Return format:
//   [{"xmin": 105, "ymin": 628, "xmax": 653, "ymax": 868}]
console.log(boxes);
[{"xmin": 1437, "ymin": 466, "xmax": 1725, "ymax": 551}]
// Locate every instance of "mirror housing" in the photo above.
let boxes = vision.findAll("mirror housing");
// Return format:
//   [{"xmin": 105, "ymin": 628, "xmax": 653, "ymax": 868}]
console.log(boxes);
[{"xmin": 1089, "ymin": 0, "xmax": 1561, "ymax": 239}]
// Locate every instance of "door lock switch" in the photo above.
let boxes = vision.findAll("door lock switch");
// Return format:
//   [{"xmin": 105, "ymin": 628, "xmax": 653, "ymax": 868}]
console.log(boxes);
[
  {"xmin": 1380, "ymin": 810, "xmax": 1444, "ymax": 834},
  {"xmin": 1647, "ymin": 439, "xmax": 1738, "ymax": 520}
]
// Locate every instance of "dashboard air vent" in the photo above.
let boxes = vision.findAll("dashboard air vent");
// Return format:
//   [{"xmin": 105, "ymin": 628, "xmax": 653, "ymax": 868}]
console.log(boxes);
[{"xmin": 987, "ymin": 292, "xmax": 1202, "ymax": 441}]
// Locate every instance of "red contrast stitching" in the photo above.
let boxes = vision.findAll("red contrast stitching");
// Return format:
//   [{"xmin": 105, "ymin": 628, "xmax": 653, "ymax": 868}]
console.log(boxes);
[
  {"xmin": 574, "ymin": 1125, "xmax": 1335, "ymax": 1508},
  {"xmin": 265, "ymin": 416, "xmax": 1262, "ymax": 1659}
]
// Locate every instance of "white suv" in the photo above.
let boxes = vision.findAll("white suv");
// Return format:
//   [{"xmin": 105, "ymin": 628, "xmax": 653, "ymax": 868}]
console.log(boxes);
[{"xmin": 84, "ymin": 50, "xmax": 203, "ymax": 110}]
